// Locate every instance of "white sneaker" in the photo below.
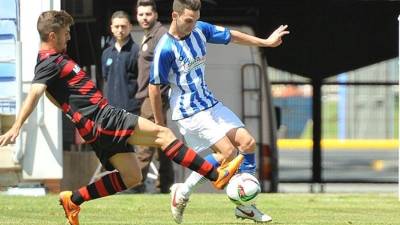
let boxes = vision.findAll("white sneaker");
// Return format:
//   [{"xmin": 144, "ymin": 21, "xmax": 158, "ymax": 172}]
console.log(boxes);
[
  {"xmin": 235, "ymin": 204, "xmax": 272, "ymax": 223},
  {"xmin": 170, "ymin": 183, "xmax": 189, "ymax": 224}
]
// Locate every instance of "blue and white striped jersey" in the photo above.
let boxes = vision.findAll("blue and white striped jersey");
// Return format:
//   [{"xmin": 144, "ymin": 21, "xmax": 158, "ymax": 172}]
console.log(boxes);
[{"xmin": 150, "ymin": 21, "xmax": 231, "ymax": 120}]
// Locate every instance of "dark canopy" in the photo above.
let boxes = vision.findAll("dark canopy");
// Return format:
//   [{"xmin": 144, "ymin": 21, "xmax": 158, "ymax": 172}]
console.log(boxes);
[
  {"xmin": 69, "ymin": 0, "xmax": 400, "ymax": 80},
  {"xmin": 155, "ymin": 0, "xmax": 400, "ymax": 79}
]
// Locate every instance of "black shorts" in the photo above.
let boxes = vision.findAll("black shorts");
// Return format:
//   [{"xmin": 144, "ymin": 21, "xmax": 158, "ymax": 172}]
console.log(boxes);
[{"xmin": 90, "ymin": 105, "xmax": 139, "ymax": 171}]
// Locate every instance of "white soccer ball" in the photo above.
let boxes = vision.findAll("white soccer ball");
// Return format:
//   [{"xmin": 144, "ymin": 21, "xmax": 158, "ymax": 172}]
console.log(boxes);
[{"xmin": 226, "ymin": 173, "xmax": 261, "ymax": 205}]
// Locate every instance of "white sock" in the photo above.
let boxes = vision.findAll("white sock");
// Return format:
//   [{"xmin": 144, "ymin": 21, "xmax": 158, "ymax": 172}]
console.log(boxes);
[
  {"xmin": 180, "ymin": 172, "xmax": 207, "ymax": 199},
  {"xmin": 180, "ymin": 153, "xmax": 220, "ymax": 199}
]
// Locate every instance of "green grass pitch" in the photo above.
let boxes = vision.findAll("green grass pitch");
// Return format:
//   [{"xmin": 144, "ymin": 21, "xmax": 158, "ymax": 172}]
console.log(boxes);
[{"xmin": 0, "ymin": 193, "xmax": 399, "ymax": 224}]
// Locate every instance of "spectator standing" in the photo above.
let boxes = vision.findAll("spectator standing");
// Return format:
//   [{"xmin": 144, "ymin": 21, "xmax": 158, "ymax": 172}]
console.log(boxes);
[
  {"xmin": 101, "ymin": 11, "xmax": 140, "ymax": 114},
  {"xmin": 134, "ymin": 0, "xmax": 174, "ymax": 193}
]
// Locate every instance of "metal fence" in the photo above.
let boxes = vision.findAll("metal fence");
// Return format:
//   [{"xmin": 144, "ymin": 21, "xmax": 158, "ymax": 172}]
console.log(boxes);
[{"xmin": 268, "ymin": 59, "xmax": 398, "ymax": 184}]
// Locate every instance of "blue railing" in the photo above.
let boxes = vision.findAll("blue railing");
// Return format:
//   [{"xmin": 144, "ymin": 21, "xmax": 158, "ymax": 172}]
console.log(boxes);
[{"xmin": 0, "ymin": 0, "xmax": 18, "ymax": 115}]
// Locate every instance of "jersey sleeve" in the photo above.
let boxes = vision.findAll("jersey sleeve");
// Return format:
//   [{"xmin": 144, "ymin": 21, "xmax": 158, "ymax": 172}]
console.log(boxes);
[
  {"xmin": 33, "ymin": 58, "xmax": 60, "ymax": 85},
  {"xmin": 150, "ymin": 35, "xmax": 173, "ymax": 85},
  {"xmin": 197, "ymin": 21, "xmax": 231, "ymax": 44}
]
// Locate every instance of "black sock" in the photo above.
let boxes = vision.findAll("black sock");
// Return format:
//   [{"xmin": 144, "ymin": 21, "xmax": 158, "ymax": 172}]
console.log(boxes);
[{"xmin": 163, "ymin": 139, "xmax": 218, "ymax": 181}]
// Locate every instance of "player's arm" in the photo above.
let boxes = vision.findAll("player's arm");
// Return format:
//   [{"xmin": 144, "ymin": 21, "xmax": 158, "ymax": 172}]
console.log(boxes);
[
  {"xmin": 149, "ymin": 84, "xmax": 165, "ymax": 126},
  {"xmin": 0, "ymin": 83, "xmax": 47, "ymax": 146},
  {"xmin": 230, "ymin": 25, "xmax": 289, "ymax": 48},
  {"xmin": 149, "ymin": 36, "xmax": 172, "ymax": 126}
]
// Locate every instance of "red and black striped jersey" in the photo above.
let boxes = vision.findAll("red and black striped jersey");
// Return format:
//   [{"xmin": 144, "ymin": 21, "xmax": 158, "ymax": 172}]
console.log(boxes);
[{"xmin": 33, "ymin": 50, "xmax": 108, "ymax": 143}]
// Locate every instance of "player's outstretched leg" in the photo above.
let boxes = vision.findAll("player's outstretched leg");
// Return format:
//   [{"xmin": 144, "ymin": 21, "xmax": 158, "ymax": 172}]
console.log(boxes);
[
  {"xmin": 129, "ymin": 119, "xmax": 222, "ymax": 181},
  {"xmin": 235, "ymin": 204, "xmax": 272, "ymax": 223},
  {"xmin": 59, "ymin": 191, "xmax": 81, "ymax": 225},
  {"xmin": 129, "ymin": 118, "xmax": 243, "ymax": 188}
]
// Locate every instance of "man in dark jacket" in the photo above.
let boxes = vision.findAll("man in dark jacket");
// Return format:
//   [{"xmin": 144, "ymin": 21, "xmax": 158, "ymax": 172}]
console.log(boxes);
[{"xmin": 101, "ymin": 11, "xmax": 140, "ymax": 114}]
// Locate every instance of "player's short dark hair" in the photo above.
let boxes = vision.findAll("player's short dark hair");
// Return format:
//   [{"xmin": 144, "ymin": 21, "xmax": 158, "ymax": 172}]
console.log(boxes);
[
  {"xmin": 111, "ymin": 10, "xmax": 132, "ymax": 24},
  {"xmin": 136, "ymin": 0, "xmax": 157, "ymax": 12},
  {"xmin": 173, "ymin": 0, "xmax": 201, "ymax": 14},
  {"xmin": 37, "ymin": 10, "xmax": 74, "ymax": 42}
]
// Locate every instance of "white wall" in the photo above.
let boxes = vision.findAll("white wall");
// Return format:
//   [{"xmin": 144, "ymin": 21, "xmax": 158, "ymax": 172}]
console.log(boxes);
[{"xmin": 17, "ymin": 0, "xmax": 62, "ymax": 179}]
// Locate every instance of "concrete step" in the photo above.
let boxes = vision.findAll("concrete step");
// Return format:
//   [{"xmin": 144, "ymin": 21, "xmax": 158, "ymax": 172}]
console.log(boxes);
[
  {"xmin": 0, "ymin": 146, "xmax": 20, "ymax": 170},
  {"xmin": 0, "ymin": 146, "xmax": 21, "ymax": 190}
]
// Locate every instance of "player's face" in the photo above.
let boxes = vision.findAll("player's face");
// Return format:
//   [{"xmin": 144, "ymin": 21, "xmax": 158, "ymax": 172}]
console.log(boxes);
[
  {"xmin": 174, "ymin": 9, "xmax": 200, "ymax": 37},
  {"xmin": 110, "ymin": 17, "xmax": 132, "ymax": 42},
  {"xmin": 136, "ymin": 6, "xmax": 157, "ymax": 30},
  {"xmin": 54, "ymin": 26, "xmax": 70, "ymax": 52}
]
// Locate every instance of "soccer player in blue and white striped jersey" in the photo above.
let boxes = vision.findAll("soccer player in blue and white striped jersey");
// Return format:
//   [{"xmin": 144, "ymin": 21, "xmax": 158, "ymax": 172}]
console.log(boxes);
[{"xmin": 149, "ymin": 0, "xmax": 289, "ymax": 223}]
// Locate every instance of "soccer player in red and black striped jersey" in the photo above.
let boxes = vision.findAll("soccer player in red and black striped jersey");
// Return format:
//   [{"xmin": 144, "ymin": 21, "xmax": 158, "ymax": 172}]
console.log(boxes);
[{"xmin": 0, "ymin": 10, "xmax": 243, "ymax": 225}]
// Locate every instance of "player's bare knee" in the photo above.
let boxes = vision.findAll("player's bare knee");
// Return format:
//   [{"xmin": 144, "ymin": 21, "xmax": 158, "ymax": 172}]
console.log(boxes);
[
  {"xmin": 157, "ymin": 127, "xmax": 176, "ymax": 146},
  {"xmin": 221, "ymin": 148, "xmax": 236, "ymax": 161},
  {"xmin": 240, "ymin": 137, "xmax": 256, "ymax": 153}
]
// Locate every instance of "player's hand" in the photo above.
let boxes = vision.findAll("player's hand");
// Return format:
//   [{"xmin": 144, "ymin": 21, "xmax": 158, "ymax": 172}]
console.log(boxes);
[
  {"xmin": 265, "ymin": 25, "xmax": 289, "ymax": 47},
  {"xmin": 0, "ymin": 126, "xmax": 19, "ymax": 147}
]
